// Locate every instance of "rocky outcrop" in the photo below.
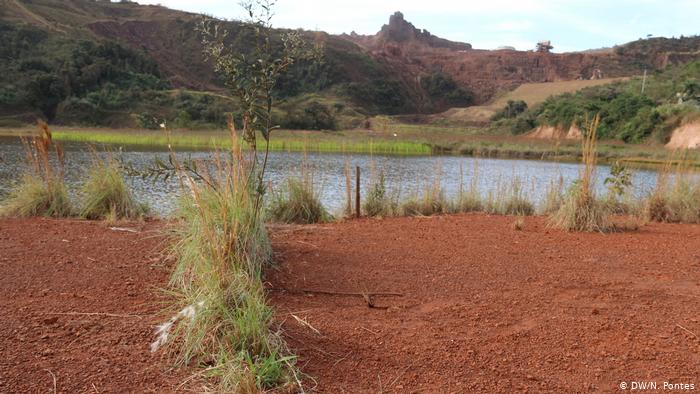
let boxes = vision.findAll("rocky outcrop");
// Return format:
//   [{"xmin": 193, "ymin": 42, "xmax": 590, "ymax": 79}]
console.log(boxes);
[
  {"xmin": 346, "ymin": 12, "xmax": 471, "ymax": 52},
  {"xmin": 666, "ymin": 121, "xmax": 700, "ymax": 149}
]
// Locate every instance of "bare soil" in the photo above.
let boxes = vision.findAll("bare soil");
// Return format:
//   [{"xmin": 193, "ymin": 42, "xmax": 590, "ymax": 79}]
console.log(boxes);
[
  {"xmin": 268, "ymin": 214, "xmax": 700, "ymax": 392},
  {"xmin": 2, "ymin": 215, "xmax": 699, "ymax": 393},
  {"xmin": 0, "ymin": 218, "xmax": 194, "ymax": 393}
]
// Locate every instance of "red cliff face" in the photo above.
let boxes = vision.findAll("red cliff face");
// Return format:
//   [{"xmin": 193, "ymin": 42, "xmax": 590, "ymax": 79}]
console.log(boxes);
[{"xmin": 342, "ymin": 13, "xmax": 699, "ymax": 104}]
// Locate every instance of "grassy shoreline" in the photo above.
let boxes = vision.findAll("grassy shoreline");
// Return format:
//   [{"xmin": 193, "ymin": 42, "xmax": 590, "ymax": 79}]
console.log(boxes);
[{"xmin": 1, "ymin": 126, "xmax": 697, "ymax": 165}]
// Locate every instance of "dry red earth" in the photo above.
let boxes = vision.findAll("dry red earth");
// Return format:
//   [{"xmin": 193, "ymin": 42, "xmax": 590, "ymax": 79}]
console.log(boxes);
[
  {"xmin": 1, "ymin": 215, "xmax": 699, "ymax": 393},
  {"xmin": 0, "ymin": 218, "xmax": 195, "ymax": 394},
  {"xmin": 268, "ymin": 215, "xmax": 700, "ymax": 392}
]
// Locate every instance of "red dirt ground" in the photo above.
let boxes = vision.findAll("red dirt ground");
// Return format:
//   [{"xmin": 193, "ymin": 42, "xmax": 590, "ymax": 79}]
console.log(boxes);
[
  {"xmin": 2, "ymin": 215, "xmax": 699, "ymax": 393},
  {"xmin": 268, "ymin": 215, "xmax": 700, "ymax": 392},
  {"xmin": 0, "ymin": 218, "xmax": 196, "ymax": 393}
]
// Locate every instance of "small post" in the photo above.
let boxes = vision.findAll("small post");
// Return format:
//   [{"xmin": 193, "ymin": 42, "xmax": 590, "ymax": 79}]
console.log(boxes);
[{"xmin": 355, "ymin": 166, "xmax": 361, "ymax": 218}]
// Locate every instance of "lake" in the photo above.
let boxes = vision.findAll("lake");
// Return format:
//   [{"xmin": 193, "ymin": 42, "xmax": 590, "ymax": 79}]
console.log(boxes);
[{"xmin": 0, "ymin": 136, "xmax": 660, "ymax": 216}]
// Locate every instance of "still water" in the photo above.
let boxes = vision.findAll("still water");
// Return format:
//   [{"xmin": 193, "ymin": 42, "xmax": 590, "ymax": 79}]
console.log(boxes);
[{"xmin": 0, "ymin": 137, "xmax": 660, "ymax": 216}]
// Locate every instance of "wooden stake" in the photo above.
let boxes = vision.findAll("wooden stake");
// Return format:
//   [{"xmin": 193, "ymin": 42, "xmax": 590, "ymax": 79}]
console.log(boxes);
[{"xmin": 355, "ymin": 166, "xmax": 361, "ymax": 218}]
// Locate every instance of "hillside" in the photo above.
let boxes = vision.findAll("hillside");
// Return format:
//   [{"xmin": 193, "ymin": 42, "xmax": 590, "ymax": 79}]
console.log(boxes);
[
  {"xmin": 1, "ymin": 0, "xmax": 700, "ymax": 131},
  {"xmin": 437, "ymin": 77, "xmax": 629, "ymax": 126},
  {"xmin": 492, "ymin": 61, "xmax": 700, "ymax": 143}
]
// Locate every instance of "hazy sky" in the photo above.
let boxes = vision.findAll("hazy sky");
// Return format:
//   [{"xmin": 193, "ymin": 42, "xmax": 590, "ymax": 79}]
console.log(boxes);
[{"xmin": 136, "ymin": 0, "xmax": 699, "ymax": 52}]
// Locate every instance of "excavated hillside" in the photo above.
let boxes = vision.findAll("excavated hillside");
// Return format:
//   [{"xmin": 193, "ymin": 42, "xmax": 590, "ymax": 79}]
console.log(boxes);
[
  {"xmin": 1, "ymin": 0, "xmax": 699, "ymax": 126},
  {"xmin": 344, "ymin": 12, "xmax": 700, "ymax": 104}
]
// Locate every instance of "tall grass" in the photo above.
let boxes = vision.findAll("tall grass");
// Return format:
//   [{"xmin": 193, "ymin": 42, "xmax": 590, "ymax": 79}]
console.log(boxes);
[
  {"xmin": 549, "ymin": 115, "xmax": 611, "ymax": 232},
  {"xmin": 153, "ymin": 127, "xmax": 298, "ymax": 391},
  {"xmin": 451, "ymin": 163, "xmax": 483, "ymax": 213},
  {"xmin": 268, "ymin": 161, "xmax": 330, "ymax": 224},
  {"xmin": 485, "ymin": 177, "xmax": 535, "ymax": 216},
  {"xmin": 540, "ymin": 175, "xmax": 564, "ymax": 214},
  {"xmin": 0, "ymin": 121, "xmax": 72, "ymax": 218},
  {"xmin": 645, "ymin": 158, "xmax": 700, "ymax": 223},
  {"xmin": 363, "ymin": 171, "xmax": 399, "ymax": 217},
  {"xmin": 80, "ymin": 156, "xmax": 148, "ymax": 221},
  {"xmin": 400, "ymin": 163, "xmax": 448, "ymax": 216}
]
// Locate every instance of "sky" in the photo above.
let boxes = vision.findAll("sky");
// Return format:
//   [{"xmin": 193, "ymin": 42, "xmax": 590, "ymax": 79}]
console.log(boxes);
[{"xmin": 135, "ymin": 0, "xmax": 700, "ymax": 52}]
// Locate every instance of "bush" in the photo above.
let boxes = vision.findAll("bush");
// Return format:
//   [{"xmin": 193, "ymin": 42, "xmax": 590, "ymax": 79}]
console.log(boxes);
[
  {"xmin": 283, "ymin": 101, "xmax": 337, "ymax": 130},
  {"xmin": 80, "ymin": 158, "xmax": 148, "ymax": 220},
  {"xmin": 492, "ymin": 100, "xmax": 528, "ymax": 121},
  {"xmin": 268, "ymin": 177, "xmax": 330, "ymax": 224}
]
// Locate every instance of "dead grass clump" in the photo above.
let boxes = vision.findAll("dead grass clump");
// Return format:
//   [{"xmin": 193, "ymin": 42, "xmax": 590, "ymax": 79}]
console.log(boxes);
[
  {"xmin": 451, "ymin": 163, "xmax": 484, "ymax": 213},
  {"xmin": 645, "ymin": 158, "xmax": 700, "ymax": 223},
  {"xmin": 80, "ymin": 157, "xmax": 148, "ymax": 221},
  {"xmin": 0, "ymin": 121, "xmax": 72, "ymax": 218},
  {"xmin": 486, "ymin": 177, "xmax": 535, "ymax": 216},
  {"xmin": 549, "ymin": 115, "xmax": 611, "ymax": 232},
  {"xmin": 512, "ymin": 217, "xmax": 525, "ymax": 231},
  {"xmin": 401, "ymin": 163, "xmax": 448, "ymax": 216}
]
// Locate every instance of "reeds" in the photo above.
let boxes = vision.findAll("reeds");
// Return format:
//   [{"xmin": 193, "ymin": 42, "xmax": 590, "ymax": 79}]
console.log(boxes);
[
  {"xmin": 549, "ymin": 115, "xmax": 611, "ymax": 232},
  {"xmin": 0, "ymin": 121, "xmax": 72, "ymax": 218},
  {"xmin": 80, "ymin": 156, "xmax": 148, "ymax": 221}
]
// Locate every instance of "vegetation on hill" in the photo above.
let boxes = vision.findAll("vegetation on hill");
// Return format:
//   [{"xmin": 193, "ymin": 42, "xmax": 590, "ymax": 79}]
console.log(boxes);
[{"xmin": 495, "ymin": 61, "xmax": 700, "ymax": 142}]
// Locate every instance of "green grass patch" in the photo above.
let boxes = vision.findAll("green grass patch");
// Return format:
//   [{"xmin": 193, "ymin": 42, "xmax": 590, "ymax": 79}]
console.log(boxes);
[{"xmin": 51, "ymin": 130, "xmax": 432, "ymax": 155}]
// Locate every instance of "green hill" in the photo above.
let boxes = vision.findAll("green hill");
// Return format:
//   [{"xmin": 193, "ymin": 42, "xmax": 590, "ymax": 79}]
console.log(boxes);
[
  {"xmin": 493, "ymin": 61, "xmax": 700, "ymax": 143},
  {"xmin": 1, "ymin": 0, "xmax": 700, "ymax": 132}
]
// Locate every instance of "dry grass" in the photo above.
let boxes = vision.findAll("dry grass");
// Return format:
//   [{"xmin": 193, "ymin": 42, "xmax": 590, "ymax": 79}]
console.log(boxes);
[
  {"xmin": 0, "ymin": 121, "xmax": 72, "ymax": 218},
  {"xmin": 645, "ymin": 157, "xmax": 700, "ymax": 223},
  {"xmin": 549, "ymin": 115, "xmax": 611, "ymax": 232}
]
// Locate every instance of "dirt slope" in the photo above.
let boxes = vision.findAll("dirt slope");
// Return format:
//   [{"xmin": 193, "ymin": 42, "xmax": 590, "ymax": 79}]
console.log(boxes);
[
  {"xmin": 666, "ymin": 120, "xmax": 700, "ymax": 149},
  {"xmin": 438, "ymin": 77, "xmax": 627, "ymax": 125},
  {"xmin": 268, "ymin": 215, "xmax": 700, "ymax": 392}
]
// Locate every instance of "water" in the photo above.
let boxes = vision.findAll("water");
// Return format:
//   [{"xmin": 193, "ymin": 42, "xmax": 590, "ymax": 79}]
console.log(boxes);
[{"xmin": 0, "ymin": 136, "xmax": 660, "ymax": 216}]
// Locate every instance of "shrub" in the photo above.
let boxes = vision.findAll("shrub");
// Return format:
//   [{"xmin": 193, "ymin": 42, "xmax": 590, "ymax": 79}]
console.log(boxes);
[
  {"xmin": 80, "ymin": 158, "xmax": 148, "ymax": 220},
  {"xmin": 492, "ymin": 100, "xmax": 528, "ymax": 121}
]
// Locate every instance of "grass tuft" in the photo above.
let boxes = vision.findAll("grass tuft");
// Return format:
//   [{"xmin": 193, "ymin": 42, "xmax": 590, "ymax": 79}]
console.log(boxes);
[
  {"xmin": 80, "ymin": 157, "xmax": 148, "ymax": 220},
  {"xmin": 549, "ymin": 115, "xmax": 611, "ymax": 232},
  {"xmin": 268, "ymin": 170, "xmax": 330, "ymax": 224},
  {"xmin": 1, "ymin": 175, "xmax": 72, "ymax": 218},
  {"xmin": 363, "ymin": 172, "xmax": 398, "ymax": 217},
  {"xmin": 153, "ymin": 126, "xmax": 299, "ymax": 392},
  {"xmin": 1, "ymin": 121, "xmax": 72, "ymax": 218}
]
